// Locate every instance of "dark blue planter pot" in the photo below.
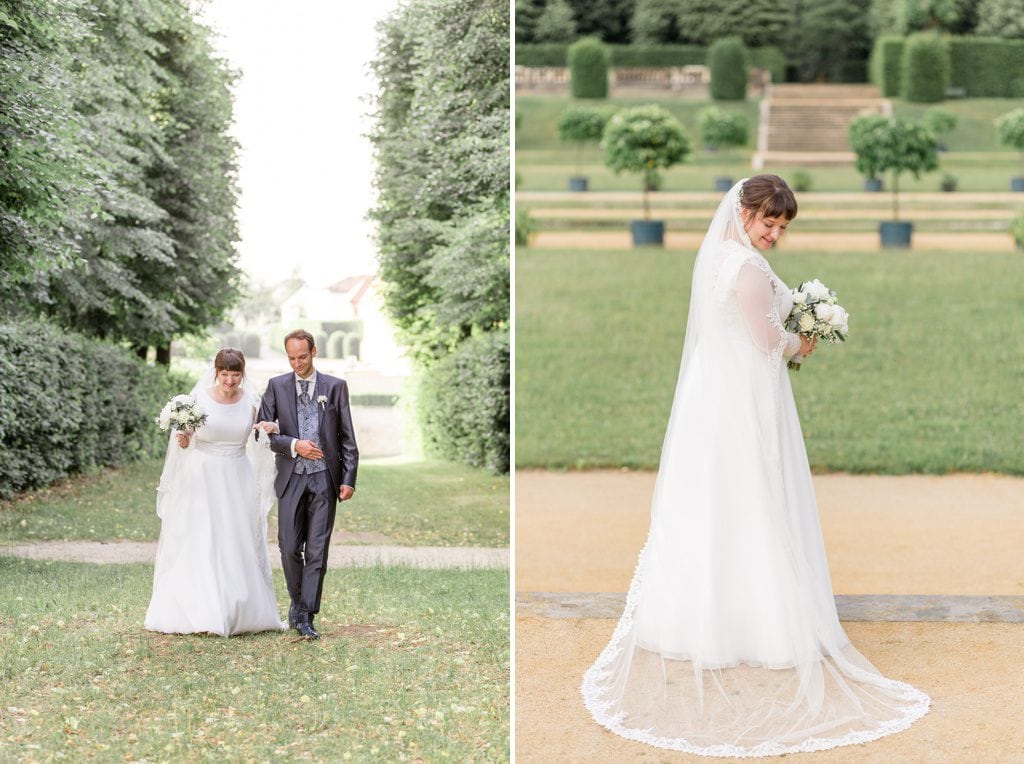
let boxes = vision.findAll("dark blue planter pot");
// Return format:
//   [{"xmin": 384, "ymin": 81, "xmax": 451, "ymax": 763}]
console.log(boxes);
[
  {"xmin": 880, "ymin": 221, "xmax": 912, "ymax": 249},
  {"xmin": 1012, "ymin": 177, "xmax": 1024, "ymax": 192},
  {"xmin": 631, "ymin": 220, "xmax": 665, "ymax": 247},
  {"xmin": 569, "ymin": 176, "xmax": 589, "ymax": 192},
  {"xmin": 713, "ymin": 177, "xmax": 733, "ymax": 192},
  {"xmin": 864, "ymin": 178, "xmax": 883, "ymax": 193}
]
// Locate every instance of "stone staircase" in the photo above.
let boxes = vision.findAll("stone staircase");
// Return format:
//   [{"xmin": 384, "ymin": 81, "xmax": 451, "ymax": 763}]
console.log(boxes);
[{"xmin": 753, "ymin": 83, "xmax": 892, "ymax": 168}]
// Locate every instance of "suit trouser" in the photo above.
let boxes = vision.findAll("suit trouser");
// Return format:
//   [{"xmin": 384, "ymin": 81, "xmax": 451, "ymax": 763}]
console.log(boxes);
[{"xmin": 277, "ymin": 470, "xmax": 336, "ymax": 623}]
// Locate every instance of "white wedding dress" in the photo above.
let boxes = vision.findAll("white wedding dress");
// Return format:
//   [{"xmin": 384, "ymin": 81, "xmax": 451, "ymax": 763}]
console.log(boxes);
[
  {"xmin": 581, "ymin": 181, "xmax": 930, "ymax": 756},
  {"xmin": 145, "ymin": 385, "xmax": 284, "ymax": 637}
]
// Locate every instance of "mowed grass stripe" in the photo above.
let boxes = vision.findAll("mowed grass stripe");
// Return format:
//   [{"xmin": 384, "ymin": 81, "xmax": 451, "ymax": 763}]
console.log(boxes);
[{"xmin": 515, "ymin": 247, "xmax": 1024, "ymax": 473}]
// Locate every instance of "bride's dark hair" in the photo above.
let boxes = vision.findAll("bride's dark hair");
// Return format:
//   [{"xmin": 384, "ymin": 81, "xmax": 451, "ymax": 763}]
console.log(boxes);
[
  {"xmin": 741, "ymin": 174, "xmax": 798, "ymax": 221},
  {"xmin": 215, "ymin": 347, "xmax": 246, "ymax": 375}
]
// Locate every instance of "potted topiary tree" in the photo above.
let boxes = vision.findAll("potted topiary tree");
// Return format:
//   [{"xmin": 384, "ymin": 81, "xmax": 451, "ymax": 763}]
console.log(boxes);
[
  {"xmin": 602, "ymin": 105, "xmax": 691, "ymax": 247},
  {"xmin": 995, "ymin": 108, "xmax": 1024, "ymax": 192},
  {"xmin": 697, "ymin": 107, "xmax": 749, "ymax": 192},
  {"xmin": 557, "ymin": 106, "xmax": 608, "ymax": 191},
  {"xmin": 850, "ymin": 117, "xmax": 938, "ymax": 248},
  {"xmin": 923, "ymin": 107, "xmax": 957, "ymax": 152},
  {"xmin": 848, "ymin": 114, "xmax": 888, "ymax": 192}
]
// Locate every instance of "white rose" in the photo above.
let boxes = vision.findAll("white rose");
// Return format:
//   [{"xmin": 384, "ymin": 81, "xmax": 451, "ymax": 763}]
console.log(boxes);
[
  {"xmin": 158, "ymin": 408, "xmax": 171, "ymax": 429},
  {"xmin": 813, "ymin": 303, "xmax": 834, "ymax": 321},
  {"xmin": 803, "ymin": 279, "xmax": 830, "ymax": 300},
  {"xmin": 193, "ymin": 404, "xmax": 205, "ymax": 417},
  {"xmin": 172, "ymin": 394, "xmax": 192, "ymax": 405},
  {"xmin": 798, "ymin": 313, "xmax": 815, "ymax": 332},
  {"xmin": 829, "ymin": 306, "xmax": 849, "ymax": 329},
  {"xmin": 792, "ymin": 291, "xmax": 807, "ymax": 304}
]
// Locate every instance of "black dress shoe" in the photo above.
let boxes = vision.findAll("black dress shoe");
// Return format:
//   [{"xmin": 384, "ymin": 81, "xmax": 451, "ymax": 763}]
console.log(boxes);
[{"xmin": 295, "ymin": 622, "xmax": 319, "ymax": 640}]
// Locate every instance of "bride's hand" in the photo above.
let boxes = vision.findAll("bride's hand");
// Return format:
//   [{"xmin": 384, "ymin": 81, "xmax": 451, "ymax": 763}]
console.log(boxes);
[
  {"xmin": 798, "ymin": 335, "xmax": 817, "ymax": 356},
  {"xmin": 254, "ymin": 421, "xmax": 279, "ymax": 435},
  {"xmin": 176, "ymin": 431, "xmax": 192, "ymax": 449}
]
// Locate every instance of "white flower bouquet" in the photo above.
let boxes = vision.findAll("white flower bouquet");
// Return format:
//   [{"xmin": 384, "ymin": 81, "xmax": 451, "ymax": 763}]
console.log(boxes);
[
  {"xmin": 156, "ymin": 394, "xmax": 208, "ymax": 433},
  {"xmin": 785, "ymin": 279, "xmax": 849, "ymax": 371}
]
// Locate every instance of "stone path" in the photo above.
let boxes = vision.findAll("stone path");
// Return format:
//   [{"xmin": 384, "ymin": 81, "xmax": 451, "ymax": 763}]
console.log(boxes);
[{"xmin": 3, "ymin": 539, "xmax": 508, "ymax": 570}]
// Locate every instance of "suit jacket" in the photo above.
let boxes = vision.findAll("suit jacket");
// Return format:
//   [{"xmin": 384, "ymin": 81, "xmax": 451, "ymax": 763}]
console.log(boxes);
[{"xmin": 258, "ymin": 371, "xmax": 359, "ymax": 498}]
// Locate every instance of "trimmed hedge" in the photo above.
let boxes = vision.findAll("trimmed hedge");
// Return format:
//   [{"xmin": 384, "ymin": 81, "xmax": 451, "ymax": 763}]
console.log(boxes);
[
  {"xmin": 902, "ymin": 33, "xmax": 949, "ymax": 103},
  {"xmin": 516, "ymin": 43, "xmax": 785, "ymax": 83},
  {"xmin": 709, "ymin": 37, "xmax": 748, "ymax": 101},
  {"xmin": 872, "ymin": 35, "xmax": 1024, "ymax": 98},
  {"xmin": 568, "ymin": 37, "xmax": 609, "ymax": 98},
  {"xmin": 0, "ymin": 319, "xmax": 191, "ymax": 499},
  {"xmin": 327, "ymin": 330, "xmax": 347, "ymax": 359},
  {"xmin": 870, "ymin": 36, "xmax": 904, "ymax": 97},
  {"xmin": 418, "ymin": 329, "xmax": 509, "ymax": 473},
  {"xmin": 948, "ymin": 37, "xmax": 1024, "ymax": 97}
]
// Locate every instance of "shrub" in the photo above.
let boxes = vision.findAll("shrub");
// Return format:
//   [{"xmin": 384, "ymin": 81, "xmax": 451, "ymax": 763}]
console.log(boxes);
[
  {"xmin": 708, "ymin": 37, "xmax": 748, "ymax": 101},
  {"xmin": 608, "ymin": 44, "xmax": 706, "ymax": 67},
  {"xmin": 343, "ymin": 335, "xmax": 361, "ymax": 359},
  {"xmin": 631, "ymin": 0, "xmax": 685, "ymax": 44},
  {"xmin": 602, "ymin": 105, "xmax": 691, "ymax": 218},
  {"xmin": 418, "ymin": 329, "xmax": 510, "ymax": 473},
  {"xmin": 314, "ymin": 332, "xmax": 329, "ymax": 354},
  {"xmin": 557, "ymin": 106, "xmax": 609, "ymax": 175},
  {"xmin": 0, "ymin": 319, "xmax": 190, "ymax": 498},
  {"xmin": 697, "ymin": 107, "xmax": 748, "ymax": 150},
  {"xmin": 848, "ymin": 114, "xmax": 891, "ymax": 180},
  {"xmin": 515, "ymin": 43, "xmax": 571, "ymax": 66},
  {"xmin": 327, "ymin": 330, "xmax": 347, "ymax": 359},
  {"xmin": 322, "ymin": 320, "xmax": 363, "ymax": 337},
  {"xmin": 975, "ymin": 0, "xmax": 1024, "ymax": 39},
  {"xmin": 1010, "ymin": 212, "xmax": 1024, "ymax": 249},
  {"xmin": 568, "ymin": 37, "xmax": 609, "ymax": 98},
  {"xmin": 241, "ymin": 332, "xmax": 260, "ymax": 359},
  {"xmin": 995, "ymin": 108, "xmax": 1024, "ymax": 174},
  {"xmin": 901, "ymin": 32, "xmax": 950, "ymax": 103},
  {"xmin": 515, "ymin": 207, "xmax": 536, "ymax": 245},
  {"xmin": 940, "ymin": 173, "xmax": 958, "ymax": 191},
  {"xmin": 870, "ymin": 36, "xmax": 905, "ymax": 97},
  {"xmin": 947, "ymin": 37, "xmax": 1024, "ymax": 97},
  {"xmin": 791, "ymin": 170, "xmax": 813, "ymax": 192},
  {"xmin": 222, "ymin": 331, "xmax": 241, "ymax": 349},
  {"xmin": 923, "ymin": 107, "xmax": 957, "ymax": 138},
  {"xmin": 849, "ymin": 117, "xmax": 938, "ymax": 219}
]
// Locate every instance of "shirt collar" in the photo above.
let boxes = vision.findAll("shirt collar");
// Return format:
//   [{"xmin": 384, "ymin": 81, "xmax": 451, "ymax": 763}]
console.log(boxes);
[{"xmin": 295, "ymin": 370, "xmax": 317, "ymax": 389}]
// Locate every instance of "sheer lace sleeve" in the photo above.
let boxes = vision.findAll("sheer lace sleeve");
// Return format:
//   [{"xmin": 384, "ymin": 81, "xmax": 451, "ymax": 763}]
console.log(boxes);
[{"xmin": 736, "ymin": 261, "xmax": 801, "ymax": 359}]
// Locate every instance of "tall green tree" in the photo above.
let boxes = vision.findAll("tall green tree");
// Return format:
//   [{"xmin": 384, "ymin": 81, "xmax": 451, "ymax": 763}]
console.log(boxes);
[
  {"xmin": 0, "ymin": 0, "xmax": 93, "ymax": 296},
  {"xmin": 371, "ymin": 0, "xmax": 509, "ymax": 470},
  {"xmin": 534, "ymin": 0, "xmax": 577, "ymax": 42},
  {"xmin": 788, "ymin": 0, "xmax": 872, "ymax": 82},
  {"xmin": 975, "ymin": 0, "xmax": 1024, "ymax": 37},
  {"xmin": 675, "ymin": 0, "xmax": 792, "ymax": 47},
  {"xmin": 567, "ymin": 0, "xmax": 635, "ymax": 43}
]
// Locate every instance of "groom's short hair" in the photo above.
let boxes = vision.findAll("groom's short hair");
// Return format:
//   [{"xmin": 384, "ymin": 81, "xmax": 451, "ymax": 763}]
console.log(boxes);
[{"xmin": 284, "ymin": 329, "xmax": 315, "ymax": 352}]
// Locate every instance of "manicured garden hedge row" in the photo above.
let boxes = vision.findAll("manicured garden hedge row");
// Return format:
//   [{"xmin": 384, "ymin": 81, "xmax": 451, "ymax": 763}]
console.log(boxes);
[
  {"xmin": 418, "ymin": 329, "xmax": 509, "ymax": 473},
  {"xmin": 0, "ymin": 320, "xmax": 191, "ymax": 499},
  {"xmin": 872, "ymin": 35, "xmax": 1024, "ymax": 99},
  {"xmin": 517, "ymin": 44, "xmax": 785, "ymax": 84}
]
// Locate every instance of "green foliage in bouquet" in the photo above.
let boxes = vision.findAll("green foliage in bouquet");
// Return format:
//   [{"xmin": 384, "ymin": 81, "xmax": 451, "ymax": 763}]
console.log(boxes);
[
  {"xmin": 602, "ymin": 105, "xmax": 691, "ymax": 218},
  {"xmin": 557, "ymin": 106, "xmax": 610, "ymax": 176}
]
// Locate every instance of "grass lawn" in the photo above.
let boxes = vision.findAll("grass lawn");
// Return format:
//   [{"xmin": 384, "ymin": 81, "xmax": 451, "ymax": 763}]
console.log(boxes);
[
  {"xmin": 0, "ymin": 459, "xmax": 509, "ymax": 548},
  {"xmin": 0, "ymin": 558, "xmax": 508, "ymax": 761},
  {"xmin": 516, "ymin": 247, "xmax": 1024, "ymax": 473},
  {"xmin": 516, "ymin": 93, "xmax": 1024, "ymax": 192}
]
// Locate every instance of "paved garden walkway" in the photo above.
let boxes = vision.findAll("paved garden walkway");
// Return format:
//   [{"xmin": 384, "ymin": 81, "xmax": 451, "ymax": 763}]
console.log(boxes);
[{"xmin": 516, "ymin": 470, "xmax": 1024, "ymax": 762}]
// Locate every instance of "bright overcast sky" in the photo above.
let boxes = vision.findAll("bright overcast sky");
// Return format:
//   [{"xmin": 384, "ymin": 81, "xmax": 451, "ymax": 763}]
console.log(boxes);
[{"xmin": 198, "ymin": 0, "xmax": 400, "ymax": 287}]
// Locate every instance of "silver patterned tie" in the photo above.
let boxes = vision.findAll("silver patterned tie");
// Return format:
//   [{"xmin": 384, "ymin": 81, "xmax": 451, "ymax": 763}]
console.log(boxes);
[{"xmin": 299, "ymin": 379, "xmax": 310, "ymax": 405}]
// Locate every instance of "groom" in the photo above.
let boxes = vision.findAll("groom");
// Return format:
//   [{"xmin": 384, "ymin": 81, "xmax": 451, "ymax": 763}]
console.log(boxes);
[{"xmin": 258, "ymin": 329, "xmax": 358, "ymax": 639}]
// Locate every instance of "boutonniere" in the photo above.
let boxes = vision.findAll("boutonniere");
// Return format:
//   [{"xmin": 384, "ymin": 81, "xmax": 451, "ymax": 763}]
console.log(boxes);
[{"xmin": 317, "ymin": 394, "xmax": 328, "ymax": 411}]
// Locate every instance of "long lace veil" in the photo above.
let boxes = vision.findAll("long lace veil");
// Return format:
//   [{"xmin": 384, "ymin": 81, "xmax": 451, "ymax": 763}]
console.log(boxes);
[{"xmin": 581, "ymin": 180, "xmax": 930, "ymax": 756}]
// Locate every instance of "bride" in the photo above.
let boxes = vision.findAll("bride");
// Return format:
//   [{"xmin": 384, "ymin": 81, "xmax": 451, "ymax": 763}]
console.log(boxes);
[
  {"xmin": 145, "ymin": 348, "xmax": 285, "ymax": 637},
  {"xmin": 581, "ymin": 176, "xmax": 930, "ymax": 756}
]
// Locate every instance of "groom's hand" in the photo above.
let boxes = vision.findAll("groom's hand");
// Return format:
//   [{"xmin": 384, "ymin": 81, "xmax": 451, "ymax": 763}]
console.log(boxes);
[
  {"xmin": 295, "ymin": 440, "xmax": 324, "ymax": 460},
  {"xmin": 339, "ymin": 485, "xmax": 354, "ymax": 501}
]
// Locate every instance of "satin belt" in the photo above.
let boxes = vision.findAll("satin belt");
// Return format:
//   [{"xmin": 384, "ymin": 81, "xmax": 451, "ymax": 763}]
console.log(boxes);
[{"xmin": 194, "ymin": 441, "xmax": 246, "ymax": 458}]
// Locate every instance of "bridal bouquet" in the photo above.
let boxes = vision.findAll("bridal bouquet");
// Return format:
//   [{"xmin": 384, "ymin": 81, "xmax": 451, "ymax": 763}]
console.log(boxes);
[
  {"xmin": 785, "ymin": 279, "xmax": 849, "ymax": 371},
  {"xmin": 156, "ymin": 394, "xmax": 208, "ymax": 432}
]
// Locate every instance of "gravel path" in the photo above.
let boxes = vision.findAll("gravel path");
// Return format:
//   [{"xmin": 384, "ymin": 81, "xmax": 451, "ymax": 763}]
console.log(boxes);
[{"xmin": 2, "ymin": 539, "xmax": 508, "ymax": 570}]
